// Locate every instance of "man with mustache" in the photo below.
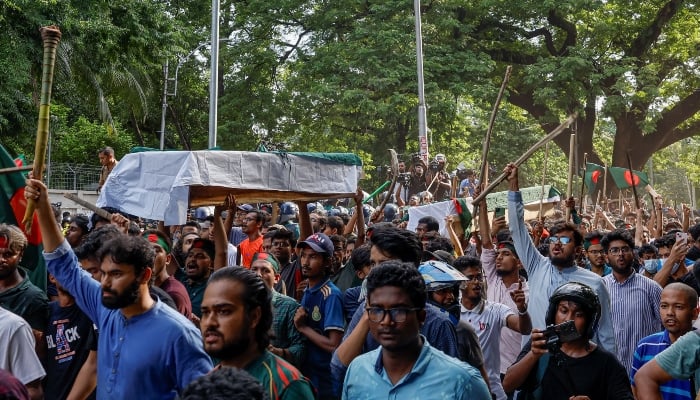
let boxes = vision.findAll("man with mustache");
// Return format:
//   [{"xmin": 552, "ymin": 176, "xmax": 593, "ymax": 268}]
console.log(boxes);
[
  {"xmin": 630, "ymin": 282, "xmax": 697, "ymax": 399},
  {"xmin": 505, "ymin": 162, "xmax": 616, "ymax": 353},
  {"xmin": 200, "ymin": 267, "xmax": 314, "ymax": 399},
  {"xmin": 601, "ymin": 229, "xmax": 662, "ymax": 373},
  {"xmin": 26, "ymin": 179, "xmax": 212, "ymax": 400}
]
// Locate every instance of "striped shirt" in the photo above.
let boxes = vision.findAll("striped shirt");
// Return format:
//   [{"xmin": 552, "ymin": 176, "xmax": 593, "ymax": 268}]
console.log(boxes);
[
  {"xmin": 630, "ymin": 330, "xmax": 693, "ymax": 399},
  {"xmin": 603, "ymin": 271, "xmax": 663, "ymax": 373}
]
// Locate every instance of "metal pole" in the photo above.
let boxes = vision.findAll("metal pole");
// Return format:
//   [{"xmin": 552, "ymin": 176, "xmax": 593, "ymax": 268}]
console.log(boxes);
[
  {"xmin": 208, "ymin": 0, "xmax": 220, "ymax": 149},
  {"xmin": 160, "ymin": 61, "xmax": 168, "ymax": 151},
  {"xmin": 413, "ymin": 0, "xmax": 428, "ymax": 162}
]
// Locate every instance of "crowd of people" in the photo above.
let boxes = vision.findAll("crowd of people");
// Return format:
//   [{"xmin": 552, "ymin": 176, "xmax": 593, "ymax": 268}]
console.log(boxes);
[{"xmin": 1, "ymin": 154, "xmax": 700, "ymax": 400}]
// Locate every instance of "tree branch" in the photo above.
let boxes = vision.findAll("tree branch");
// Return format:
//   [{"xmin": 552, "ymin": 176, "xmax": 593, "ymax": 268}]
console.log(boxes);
[
  {"xmin": 627, "ymin": 0, "xmax": 683, "ymax": 58},
  {"xmin": 655, "ymin": 89, "xmax": 700, "ymax": 136},
  {"xmin": 546, "ymin": 9, "xmax": 577, "ymax": 56}
]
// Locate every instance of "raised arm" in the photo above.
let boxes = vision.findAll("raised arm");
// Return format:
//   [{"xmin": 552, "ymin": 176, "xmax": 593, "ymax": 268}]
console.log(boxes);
[
  {"xmin": 25, "ymin": 179, "xmax": 63, "ymax": 252},
  {"xmin": 212, "ymin": 198, "xmax": 230, "ymax": 269}
]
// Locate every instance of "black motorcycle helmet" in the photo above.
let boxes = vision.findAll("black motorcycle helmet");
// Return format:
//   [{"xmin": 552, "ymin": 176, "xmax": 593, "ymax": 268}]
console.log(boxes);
[{"xmin": 545, "ymin": 282, "xmax": 601, "ymax": 339}]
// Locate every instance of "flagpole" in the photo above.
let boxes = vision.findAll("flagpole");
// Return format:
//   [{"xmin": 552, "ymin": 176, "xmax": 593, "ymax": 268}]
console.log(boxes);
[{"xmin": 603, "ymin": 164, "xmax": 608, "ymax": 210}]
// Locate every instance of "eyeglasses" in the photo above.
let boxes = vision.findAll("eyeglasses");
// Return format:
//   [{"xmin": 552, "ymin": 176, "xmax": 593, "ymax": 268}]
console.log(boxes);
[
  {"xmin": 587, "ymin": 250, "xmax": 605, "ymax": 256},
  {"xmin": 549, "ymin": 236, "xmax": 573, "ymax": 245},
  {"xmin": 459, "ymin": 275, "xmax": 484, "ymax": 289},
  {"xmin": 366, "ymin": 307, "xmax": 422, "ymax": 323},
  {"xmin": 608, "ymin": 246, "xmax": 632, "ymax": 255}
]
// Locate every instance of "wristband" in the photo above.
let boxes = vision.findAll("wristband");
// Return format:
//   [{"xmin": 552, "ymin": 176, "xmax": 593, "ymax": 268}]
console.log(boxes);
[{"xmin": 518, "ymin": 308, "xmax": 528, "ymax": 316}]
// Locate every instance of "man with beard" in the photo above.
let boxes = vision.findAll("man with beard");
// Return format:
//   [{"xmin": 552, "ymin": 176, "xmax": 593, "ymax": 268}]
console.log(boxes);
[
  {"xmin": 583, "ymin": 231, "xmax": 612, "ymax": 276},
  {"xmin": 631, "ymin": 283, "xmax": 698, "ymax": 399},
  {"xmin": 169, "ymin": 231, "xmax": 199, "ymax": 281},
  {"xmin": 478, "ymin": 202, "xmax": 529, "ymax": 390},
  {"xmin": 0, "ymin": 224, "xmax": 49, "ymax": 336},
  {"xmin": 238, "ymin": 210, "xmax": 264, "ymax": 268},
  {"xmin": 143, "ymin": 230, "xmax": 192, "ymax": 318},
  {"xmin": 341, "ymin": 261, "xmax": 490, "ymax": 399},
  {"xmin": 505, "ymin": 163, "xmax": 616, "ymax": 353},
  {"xmin": 200, "ymin": 267, "xmax": 315, "ymax": 399},
  {"xmin": 184, "ymin": 238, "xmax": 215, "ymax": 319},
  {"xmin": 456, "ymin": 256, "xmax": 531, "ymax": 400},
  {"xmin": 26, "ymin": 179, "xmax": 212, "ymax": 400},
  {"xmin": 601, "ymin": 229, "xmax": 662, "ymax": 373},
  {"xmin": 418, "ymin": 260, "xmax": 490, "ymax": 389}
]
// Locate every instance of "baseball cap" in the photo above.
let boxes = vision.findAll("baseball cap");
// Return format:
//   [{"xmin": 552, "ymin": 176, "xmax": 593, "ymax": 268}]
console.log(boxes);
[
  {"xmin": 237, "ymin": 204, "xmax": 254, "ymax": 212},
  {"xmin": 297, "ymin": 233, "xmax": 334, "ymax": 255}
]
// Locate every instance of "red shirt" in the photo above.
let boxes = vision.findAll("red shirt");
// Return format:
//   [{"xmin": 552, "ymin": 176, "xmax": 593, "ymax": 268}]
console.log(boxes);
[{"xmin": 239, "ymin": 236, "xmax": 263, "ymax": 268}]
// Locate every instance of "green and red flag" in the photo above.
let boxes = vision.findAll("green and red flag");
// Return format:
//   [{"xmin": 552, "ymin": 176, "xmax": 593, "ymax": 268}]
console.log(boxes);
[
  {"xmin": 0, "ymin": 144, "xmax": 46, "ymax": 291},
  {"xmin": 608, "ymin": 166, "xmax": 649, "ymax": 190},
  {"xmin": 584, "ymin": 162, "xmax": 605, "ymax": 195}
]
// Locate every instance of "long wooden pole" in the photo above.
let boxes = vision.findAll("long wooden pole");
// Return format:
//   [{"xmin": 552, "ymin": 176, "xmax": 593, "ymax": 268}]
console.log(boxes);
[
  {"xmin": 539, "ymin": 142, "xmax": 550, "ymax": 219},
  {"xmin": 565, "ymin": 134, "xmax": 575, "ymax": 221},
  {"xmin": 478, "ymin": 66, "xmax": 512, "ymax": 186},
  {"xmin": 578, "ymin": 153, "xmax": 588, "ymax": 214},
  {"xmin": 23, "ymin": 26, "xmax": 62, "ymax": 233},
  {"xmin": 472, "ymin": 113, "xmax": 577, "ymax": 205}
]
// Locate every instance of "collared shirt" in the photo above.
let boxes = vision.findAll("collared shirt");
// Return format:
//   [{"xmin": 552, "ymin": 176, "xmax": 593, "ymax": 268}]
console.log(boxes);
[
  {"xmin": 331, "ymin": 302, "xmax": 459, "ymax": 386},
  {"xmin": 184, "ymin": 277, "xmax": 208, "ymax": 318},
  {"xmin": 271, "ymin": 291, "xmax": 306, "ymax": 367},
  {"xmin": 482, "ymin": 246, "xmax": 529, "ymax": 374},
  {"xmin": 0, "ymin": 267, "xmax": 49, "ymax": 331},
  {"xmin": 0, "ymin": 307, "xmax": 46, "ymax": 385},
  {"xmin": 508, "ymin": 190, "xmax": 617, "ymax": 354},
  {"xmin": 44, "ymin": 240, "xmax": 212, "ymax": 400},
  {"xmin": 584, "ymin": 260, "xmax": 613, "ymax": 276},
  {"xmin": 342, "ymin": 336, "xmax": 490, "ymax": 400},
  {"xmin": 631, "ymin": 330, "xmax": 693, "ymax": 399},
  {"xmin": 603, "ymin": 271, "xmax": 662, "ymax": 372},
  {"xmin": 461, "ymin": 300, "xmax": 514, "ymax": 400}
]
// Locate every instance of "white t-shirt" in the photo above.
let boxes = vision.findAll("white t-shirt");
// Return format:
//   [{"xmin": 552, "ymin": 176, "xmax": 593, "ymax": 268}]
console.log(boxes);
[
  {"xmin": 0, "ymin": 308, "xmax": 46, "ymax": 384},
  {"xmin": 461, "ymin": 300, "xmax": 514, "ymax": 400}
]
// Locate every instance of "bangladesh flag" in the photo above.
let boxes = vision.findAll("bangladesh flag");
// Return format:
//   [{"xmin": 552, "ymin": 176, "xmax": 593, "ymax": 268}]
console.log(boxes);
[
  {"xmin": 0, "ymin": 144, "xmax": 47, "ymax": 291},
  {"xmin": 609, "ymin": 166, "xmax": 649, "ymax": 189},
  {"xmin": 584, "ymin": 162, "xmax": 605, "ymax": 195}
]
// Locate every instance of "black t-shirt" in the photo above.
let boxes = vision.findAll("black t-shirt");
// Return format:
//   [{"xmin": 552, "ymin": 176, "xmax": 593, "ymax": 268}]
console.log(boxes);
[
  {"xmin": 44, "ymin": 302, "xmax": 98, "ymax": 400},
  {"xmin": 515, "ymin": 340, "xmax": 633, "ymax": 400}
]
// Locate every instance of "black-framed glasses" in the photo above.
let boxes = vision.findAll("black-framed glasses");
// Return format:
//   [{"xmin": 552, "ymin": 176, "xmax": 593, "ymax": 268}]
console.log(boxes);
[
  {"xmin": 608, "ymin": 246, "xmax": 632, "ymax": 255},
  {"xmin": 549, "ymin": 236, "xmax": 573, "ymax": 245},
  {"xmin": 587, "ymin": 249, "xmax": 605, "ymax": 256},
  {"xmin": 365, "ymin": 307, "xmax": 422, "ymax": 323}
]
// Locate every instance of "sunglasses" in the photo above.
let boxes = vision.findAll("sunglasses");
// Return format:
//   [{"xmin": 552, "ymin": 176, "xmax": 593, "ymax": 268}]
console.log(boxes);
[{"xmin": 549, "ymin": 236, "xmax": 573, "ymax": 245}]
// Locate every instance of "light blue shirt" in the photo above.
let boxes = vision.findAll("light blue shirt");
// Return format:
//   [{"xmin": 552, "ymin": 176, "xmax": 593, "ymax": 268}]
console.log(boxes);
[
  {"xmin": 44, "ymin": 240, "xmax": 212, "ymax": 399},
  {"xmin": 508, "ymin": 191, "xmax": 617, "ymax": 354},
  {"xmin": 342, "ymin": 336, "xmax": 490, "ymax": 400}
]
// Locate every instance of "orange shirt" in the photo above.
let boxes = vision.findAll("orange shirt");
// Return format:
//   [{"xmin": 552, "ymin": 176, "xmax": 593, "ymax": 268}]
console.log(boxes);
[{"xmin": 238, "ymin": 236, "xmax": 263, "ymax": 268}]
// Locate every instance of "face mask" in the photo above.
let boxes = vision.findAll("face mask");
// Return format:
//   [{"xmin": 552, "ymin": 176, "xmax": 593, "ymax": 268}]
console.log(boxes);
[{"xmin": 643, "ymin": 259, "xmax": 662, "ymax": 274}]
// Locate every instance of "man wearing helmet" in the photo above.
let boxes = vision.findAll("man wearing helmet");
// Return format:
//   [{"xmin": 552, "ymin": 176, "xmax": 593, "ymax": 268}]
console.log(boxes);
[
  {"xmin": 419, "ymin": 260, "xmax": 490, "ymax": 389},
  {"xmin": 277, "ymin": 202, "xmax": 300, "ymax": 241},
  {"xmin": 503, "ymin": 282, "xmax": 633, "ymax": 400}
]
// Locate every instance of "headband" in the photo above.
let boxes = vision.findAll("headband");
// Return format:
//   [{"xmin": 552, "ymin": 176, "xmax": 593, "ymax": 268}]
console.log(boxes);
[
  {"xmin": 0, "ymin": 235, "xmax": 8, "ymax": 249},
  {"xmin": 252, "ymin": 252, "xmax": 280, "ymax": 273},
  {"xmin": 144, "ymin": 233, "xmax": 170, "ymax": 253},
  {"xmin": 497, "ymin": 242, "xmax": 519, "ymax": 258}
]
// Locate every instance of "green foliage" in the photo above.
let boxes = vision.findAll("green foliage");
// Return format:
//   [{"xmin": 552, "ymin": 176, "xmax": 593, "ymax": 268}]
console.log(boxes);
[{"xmin": 51, "ymin": 116, "xmax": 134, "ymax": 165}]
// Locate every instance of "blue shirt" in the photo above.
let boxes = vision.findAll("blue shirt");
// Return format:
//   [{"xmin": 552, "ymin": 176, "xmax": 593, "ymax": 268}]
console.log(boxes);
[
  {"xmin": 300, "ymin": 278, "xmax": 344, "ymax": 398},
  {"xmin": 342, "ymin": 336, "xmax": 490, "ymax": 400},
  {"xmin": 331, "ymin": 301, "xmax": 459, "ymax": 385},
  {"xmin": 655, "ymin": 330, "xmax": 700, "ymax": 395},
  {"xmin": 44, "ymin": 240, "xmax": 212, "ymax": 400},
  {"xmin": 631, "ymin": 330, "xmax": 693, "ymax": 399},
  {"xmin": 508, "ymin": 191, "xmax": 617, "ymax": 354}
]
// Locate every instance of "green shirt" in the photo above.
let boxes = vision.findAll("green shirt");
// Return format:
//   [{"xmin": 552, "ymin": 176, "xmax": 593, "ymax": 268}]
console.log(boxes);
[
  {"xmin": 245, "ymin": 350, "xmax": 316, "ymax": 400},
  {"xmin": 271, "ymin": 291, "xmax": 306, "ymax": 367}
]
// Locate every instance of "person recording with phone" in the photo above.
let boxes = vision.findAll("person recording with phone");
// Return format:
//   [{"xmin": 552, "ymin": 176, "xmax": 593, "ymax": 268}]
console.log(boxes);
[
  {"xmin": 652, "ymin": 232, "xmax": 693, "ymax": 288},
  {"xmin": 502, "ymin": 282, "xmax": 633, "ymax": 400}
]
